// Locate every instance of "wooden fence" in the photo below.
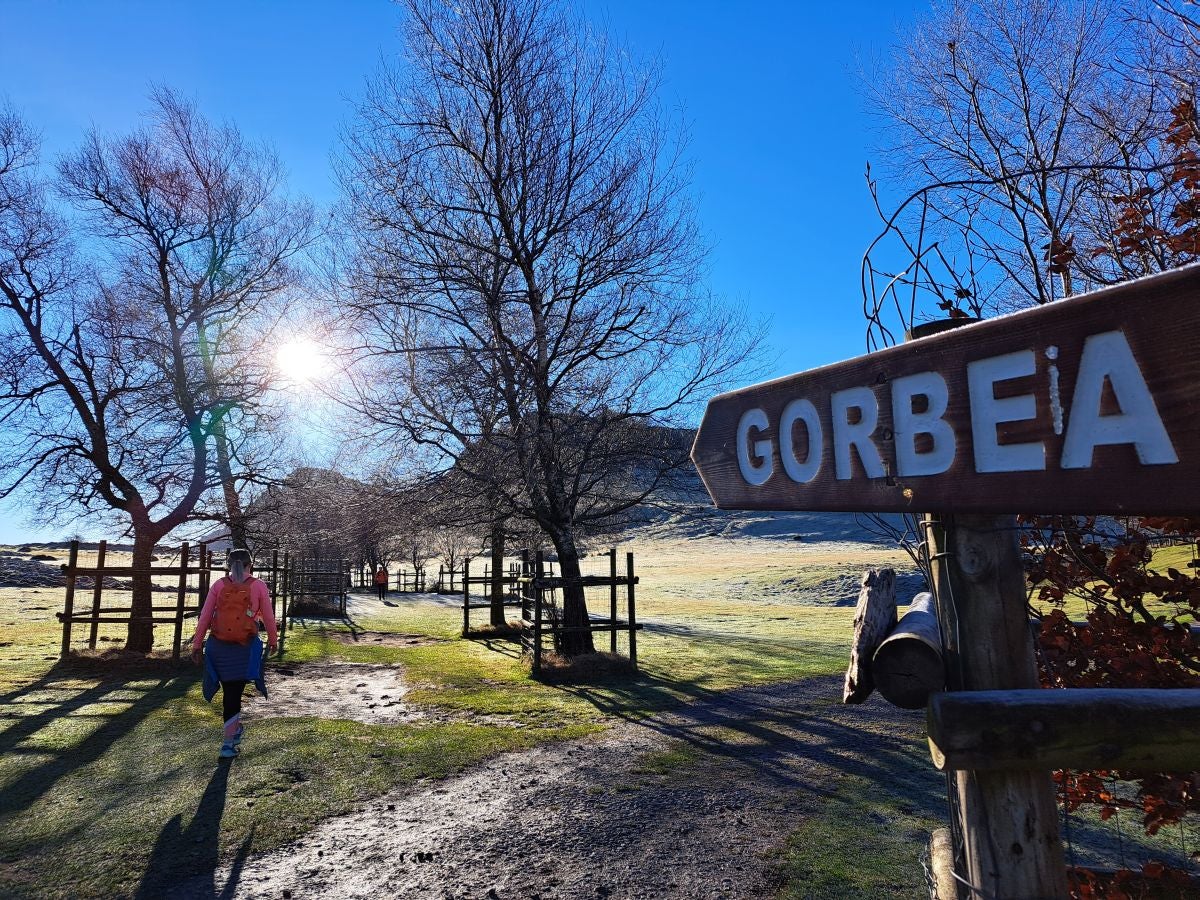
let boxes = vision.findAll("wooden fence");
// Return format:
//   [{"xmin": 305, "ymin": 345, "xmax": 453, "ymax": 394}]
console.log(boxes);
[
  {"xmin": 57, "ymin": 543, "xmax": 354, "ymax": 660},
  {"xmin": 393, "ymin": 567, "xmax": 426, "ymax": 593},
  {"xmin": 460, "ymin": 557, "xmax": 524, "ymax": 635},
  {"xmin": 56, "ymin": 540, "xmax": 292, "ymax": 661},
  {"xmin": 289, "ymin": 556, "xmax": 350, "ymax": 615},
  {"xmin": 519, "ymin": 548, "xmax": 641, "ymax": 677},
  {"xmin": 438, "ymin": 563, "xmax": 466, "ymax": 594}
]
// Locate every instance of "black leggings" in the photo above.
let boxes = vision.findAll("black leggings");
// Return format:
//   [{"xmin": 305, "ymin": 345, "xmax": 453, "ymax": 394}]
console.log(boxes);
[
  {"xmin": 376, "ymin": 583, "xmax": 386, "ymax": 601},
  {"xmin": 221, "ymin": 680, "xmax": 247, "ymax": 722}
]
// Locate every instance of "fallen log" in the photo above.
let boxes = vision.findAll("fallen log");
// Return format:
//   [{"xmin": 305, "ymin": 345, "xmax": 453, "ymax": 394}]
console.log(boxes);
[
  {"xmin": 872, "ymin": 592, "xmax": 943, "ymax": 710},
  {"xmin": 842, "ymin": 568, "xmax": 896, "ymax": 704}
]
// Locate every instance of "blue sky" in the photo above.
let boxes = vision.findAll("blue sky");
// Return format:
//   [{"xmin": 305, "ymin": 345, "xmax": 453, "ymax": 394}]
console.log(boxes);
[{"xmin": 0, "ymin": 0, "xmax": 927, "ymax": 542}]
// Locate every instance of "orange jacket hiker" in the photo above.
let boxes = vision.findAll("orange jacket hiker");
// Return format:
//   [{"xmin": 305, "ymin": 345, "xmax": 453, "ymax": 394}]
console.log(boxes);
[
  {"xmin": 193, "ymin": 575, "xmax": 278, "ymax": 651},
  {"xmin": 191, "ymin": 549, "xmax": 279, "ymax": 759},
  {"xmin": 373, "ymin": 567, "xmax": 388, "ymax": 585}
]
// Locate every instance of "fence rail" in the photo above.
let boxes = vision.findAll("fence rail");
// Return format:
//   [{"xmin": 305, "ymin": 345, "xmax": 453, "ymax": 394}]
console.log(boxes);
[
  {"xmin": 57, "ymin": 540, "xmax": 290, "ymax": 660},
  {"xmin": 517, "ymin": 548, "xmax": 641, "ymax": 677},
  {"xmin": 56, "ymin": 542, "xmax": 352, "ymax": 660},
  {"xmin": 461, "ymin": 558, "xmax": 524, "ymax": 634}
]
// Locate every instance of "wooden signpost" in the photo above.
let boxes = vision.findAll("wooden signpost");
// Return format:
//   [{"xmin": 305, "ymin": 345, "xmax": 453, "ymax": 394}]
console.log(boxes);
[
  {"xmin": 692, "ymin": 265, "xmax": 1200, "ymax": 515},
  {"xmin": 690, "ymin": 264, "xmax": 1200, "ymax": 899}
]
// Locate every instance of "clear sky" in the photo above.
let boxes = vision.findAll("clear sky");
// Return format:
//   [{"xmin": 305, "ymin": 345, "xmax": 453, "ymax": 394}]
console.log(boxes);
[{"xmin": 0, "ymin": 0, "xmax": 927, "ymax": 542}]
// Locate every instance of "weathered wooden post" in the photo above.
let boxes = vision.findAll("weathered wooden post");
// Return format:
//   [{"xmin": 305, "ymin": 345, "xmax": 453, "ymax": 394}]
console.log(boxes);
[
  {"xmin": 608, "ymin": 548, "xmax": 618, "ymax": 654},
  {"xmin": 843, "ymin": 568, "xmax": 897, "ymax": 704},
  {"xmin": 269, "ymin": 549, "xmax": 279, "ymax": 615},
  {"xmin": 199, "ymin": 547, "xmax": 213, "ymax": 610},
  {"xmin": 172, "ymin": 543, "xmax": 190, "ymax": 660},
  {"xmin": 520, "ymin": 549, "xmax": 531, "ymax": 619},
  {"xmin": 533, "ymin": 550, "xmax": 544, "ymax": 675},
  {"xmin": 87, "ymin": 539, "xmax": 107, "ymax": 649},
  {"xmin": 926, "ymin": 514, "xmax": 1067, "ymax": 898},
  {"xmin": 929, "ymin": 827, "xmax": 958, "ymax": 900},
  {"xmin": 59, "ymin": 540, "xmax": 79, "ymax": 659},
  {"xmin": 280, "ymin": 550, "xmax": 290, "ymax": 646},
  {"xmin": 626, "ymin": 551, "xmax": 638, "ymax": 669},
  {"xmin": 460, "ymin": 561, "xmax": 470, "ymax": 638}
]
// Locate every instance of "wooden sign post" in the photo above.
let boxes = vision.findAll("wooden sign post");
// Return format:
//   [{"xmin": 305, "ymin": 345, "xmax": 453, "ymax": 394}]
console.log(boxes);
[
  {"xmin": 691, "ymin": 265, "xmax": 1200, "ymax": 899},
  {"xmin": 693, "ymin": 265, "xmax": 1200, "ymax": 516},
  {"xmin": 925, "ymin": 514, "xmax": 1068, "ymax": 897}
]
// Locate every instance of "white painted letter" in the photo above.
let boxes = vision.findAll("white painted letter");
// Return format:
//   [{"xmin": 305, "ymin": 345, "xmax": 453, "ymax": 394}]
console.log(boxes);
[
  {"xmin": 736, "ymin": 407, "xmax": 773, "ymax": 486},
  {"xmin": 780, "ymin": 398, "xmax": 823, "ymax": 483},
  {"xmin": 1061, "ymin": 330, "xmax": 1178, "ymax": 468},
  {"xmin": 967, "ymin": 350, "xmax": 1045, "ymax": 472},
  {"xmin": 831, "ymin": 387, "xmax": 885, "ymax": 480},
  {"xmin": 892, "ymin": 371, "xmax": 956, "ymax": 476}
]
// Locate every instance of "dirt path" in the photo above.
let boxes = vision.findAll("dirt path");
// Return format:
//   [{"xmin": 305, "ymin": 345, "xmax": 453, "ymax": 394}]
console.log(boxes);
[{"xmin": 171, "ymin": 677, "xmax": 931, "ymax": 900}]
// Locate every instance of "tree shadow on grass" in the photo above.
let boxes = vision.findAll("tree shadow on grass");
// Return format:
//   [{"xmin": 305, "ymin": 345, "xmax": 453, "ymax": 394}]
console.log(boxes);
[
  {"xmin": 555, "ymin": 670, "xmax": 946, "ymax": 819},
  {"xmin": 135, "ymin": 760, "xmax": 254, "ymax": 899},
  {"xmin": 0, "ymin": 658, "xmax": 195, "ymax": 817}
]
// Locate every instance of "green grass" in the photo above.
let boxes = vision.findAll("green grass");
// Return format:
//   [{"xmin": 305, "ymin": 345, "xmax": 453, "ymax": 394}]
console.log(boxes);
[
  {"xmin": 632, "ymin": 744, "xmax": 700, "ymax": 777},
  {"xmin": 1, "ymin": 677, "xmax": 584, "ymax": 899},
  {"xmin": 773, "ymin": 772, "xmax": 940, "ymax": 899},
  {"xmin": 0, "ymin": 535, "xmax": 909, "ymax": 899}
]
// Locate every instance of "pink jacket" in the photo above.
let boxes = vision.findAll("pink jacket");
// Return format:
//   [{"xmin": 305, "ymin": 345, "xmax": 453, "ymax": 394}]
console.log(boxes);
[{"xmin": 193, "ymin": 576, "xmax": 278, "ymax": 650}]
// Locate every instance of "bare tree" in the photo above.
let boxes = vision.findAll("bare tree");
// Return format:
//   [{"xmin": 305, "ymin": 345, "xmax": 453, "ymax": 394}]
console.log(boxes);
[
  {"xmin": 862, "ymin": 0, "xmax": 1183, "ymax": 342},
  {"xmin": 429, "ymin": 525, "xmax": 484, "ymax": 583},
  {"xmin": 340, "ymin": 0, "xmax": 755, "ymax": 655},
  {"xmin": 0, "ymin": 92, "xmax": 311, "ymax": 651}
]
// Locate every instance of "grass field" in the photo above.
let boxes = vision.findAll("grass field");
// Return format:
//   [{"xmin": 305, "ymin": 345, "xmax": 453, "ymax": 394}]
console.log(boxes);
[
  {"xmin": 5, "ymin": 532, "xmax": 1188, "ymax": 898},
  {"xmin": 0, "ymin": 534, "xmax": 920, "ymax": 898}
]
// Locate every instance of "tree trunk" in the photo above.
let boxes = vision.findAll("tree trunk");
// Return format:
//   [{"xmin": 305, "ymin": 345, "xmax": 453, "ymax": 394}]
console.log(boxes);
[
  {"xmin": 125, "ymin": 528, "xmax": 158, "ymax": 653},
  {"xmin": 549, "ymin": 530, "xmax": 594, "ymax": 656},
  {"xmin": 213, "ymin": 424, "xmax": 247, "ymax": 548},
  {"xmin": 490, "ymin": 519, "xmax": 506, "ymax": 626}
]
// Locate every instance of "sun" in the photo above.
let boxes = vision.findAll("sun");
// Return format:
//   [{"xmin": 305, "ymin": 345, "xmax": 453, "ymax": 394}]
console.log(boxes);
[{"xmin": 275, "ymin": 338, "xmax": 330, "ymax": 384}]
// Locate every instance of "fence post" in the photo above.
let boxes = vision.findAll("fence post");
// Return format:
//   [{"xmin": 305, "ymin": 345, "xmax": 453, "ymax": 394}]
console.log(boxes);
[
  {"xmin": 196, "ymin": 542, "xmax": 209, "ymax": 612},
  {"xmin": 172, "ymin": 542, "xmax": 190, "ymax": 661},
  {"xmin": 609, "ymin": 547, "xmax": 618, "ymax": 654},
  {"xmin": 626, "ymin": 551, "xmax": 637, "ymax": 670},
  {"xmin": 270, "ymin": 549, "xmax": 279, "ymax": 616},
  {"xmin": 342, "ymin": 559, "xmax": 349, "ymax": 615},
  {"xmin": 533, "ymin": 550, "xmax": 544, "ymax": 676},
  {"xmin": 60, "ymin": 540, "xmax": 79, "ymax": 659},
  {"xmin": 199, "ymin": 548, "xmax": 213, "ymax": 610},
  {"xmin": 462, "ymin": 559, "xmax": 471, "ymax": 636},
  {"xmin": 925, "ymin": 514, "xmax": 1067, "ymax": 898},
  {"xmin": 520, "ymin": 549, "xmax": 531, "ymax": 619},
  {"xmin": 87, "ymin": 539, "xmax": 107, "ymax": 649},
  {"xmin": 280, "ymin": 550, "xmax": 290, "ymax": 646}
]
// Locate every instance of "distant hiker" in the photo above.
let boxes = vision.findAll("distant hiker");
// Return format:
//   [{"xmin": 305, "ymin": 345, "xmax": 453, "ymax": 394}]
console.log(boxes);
[
  {"xmin": 191, "ymin": 548, "xmax": 277, "ymax": 759},
  {"xmin": 374, "ymin": 564, "xmax": 388, "ymax": 601}
]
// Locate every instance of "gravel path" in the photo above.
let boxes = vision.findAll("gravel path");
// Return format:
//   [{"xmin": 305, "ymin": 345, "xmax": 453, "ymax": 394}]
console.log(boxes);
[{"xmin": 170, "ymin": 677, "xmax": 928, "ymax": 900}]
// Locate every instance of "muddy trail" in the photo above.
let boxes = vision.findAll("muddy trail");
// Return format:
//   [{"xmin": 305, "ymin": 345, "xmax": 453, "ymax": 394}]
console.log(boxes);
[{"xmin": 170, "ymin": 676, "xmax": 935, "ymax": 900}]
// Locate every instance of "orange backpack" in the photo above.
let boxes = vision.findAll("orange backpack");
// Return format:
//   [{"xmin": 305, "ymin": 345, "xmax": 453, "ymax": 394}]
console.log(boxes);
[{"xmin": 212, "ymin": 578, "xmax": 259, "ymax": 644}]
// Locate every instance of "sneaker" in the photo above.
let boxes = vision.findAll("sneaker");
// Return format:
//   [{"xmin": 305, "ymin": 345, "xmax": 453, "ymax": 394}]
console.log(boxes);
[
  {"xmin": 219, "ymin": 741, "xmax": 239, "ymax": 759},
  {"xmin": 232, "ymin": 724, "xmax": 245, "ymax": 747}
]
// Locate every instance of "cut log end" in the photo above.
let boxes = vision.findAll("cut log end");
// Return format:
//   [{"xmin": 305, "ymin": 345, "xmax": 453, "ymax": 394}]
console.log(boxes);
[{"xmin": 872, "ymin": 592, "xmax": 944, "ymax": 710}]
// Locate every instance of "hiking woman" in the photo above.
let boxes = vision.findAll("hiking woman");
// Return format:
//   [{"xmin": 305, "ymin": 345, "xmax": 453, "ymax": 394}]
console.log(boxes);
[
  {"xmin": 373, "ymin": 564, "xmax": 388, "ymax": 601},
  {"xmin": 191, "ymin": 548, "xmax": 277, "ymax": 759}
]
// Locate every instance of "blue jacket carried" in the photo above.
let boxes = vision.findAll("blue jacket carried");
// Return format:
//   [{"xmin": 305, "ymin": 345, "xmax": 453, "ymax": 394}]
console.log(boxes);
[{"xmin": 202, "ymin": 634, "xmax": 268, "ymax": 702}]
